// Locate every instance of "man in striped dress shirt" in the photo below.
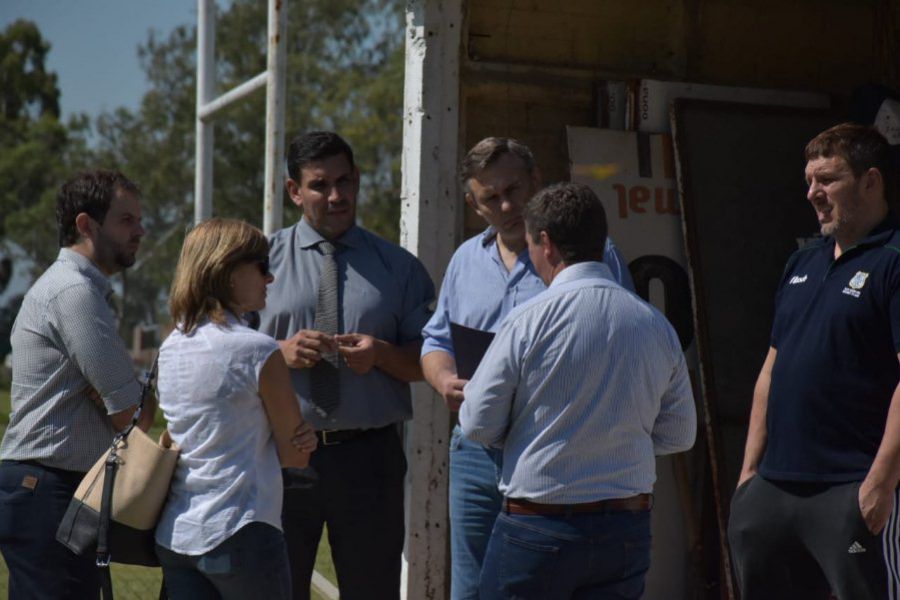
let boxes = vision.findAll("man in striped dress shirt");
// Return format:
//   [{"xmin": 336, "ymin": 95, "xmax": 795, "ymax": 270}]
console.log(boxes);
[
  {"xmin": 421, "ymin": 137, "xmax": 634, "ymax": 600},
  {"xmin": 459, "ymin": 182, "xmax": 696, "ymax": 599},
  {"xmin": 0, "ymin": 170, "xmax": 154, "ymax": 599}
]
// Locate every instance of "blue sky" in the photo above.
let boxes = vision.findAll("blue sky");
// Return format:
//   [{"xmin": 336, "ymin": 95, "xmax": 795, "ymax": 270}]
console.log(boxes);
[{"xmin": 1, "ymin": 0, "xmax": 196, "ymax": 120}]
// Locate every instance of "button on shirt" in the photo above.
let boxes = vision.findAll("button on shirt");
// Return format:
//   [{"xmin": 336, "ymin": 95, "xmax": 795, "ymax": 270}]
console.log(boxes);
[
  {"xmin": 2, "ymin": 248, "xmax": 141, "ymax": 472},
  {"xmin": 155, "ymin": 315, "xmax": 283, "ymax": 555},
  {"xmin": 421, "ymin": 228, "xmax": 634, "ymax": 359},
  {"xmin": 760, "ymin": 215, "xmax": 900, "ymax": 482},
  {"xmin": 258, "ymin": 219, "xmax": 435, "ymax": 430},
  {"xmin": 459, "ymin": 262, "xmax": 696, "ymax": 503}
]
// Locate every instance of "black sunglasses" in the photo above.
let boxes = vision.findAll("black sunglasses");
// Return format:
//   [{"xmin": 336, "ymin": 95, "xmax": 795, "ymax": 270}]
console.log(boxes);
[{"xmin": 253, "ymin": 257, "xmax": 270, "ymax": 276}]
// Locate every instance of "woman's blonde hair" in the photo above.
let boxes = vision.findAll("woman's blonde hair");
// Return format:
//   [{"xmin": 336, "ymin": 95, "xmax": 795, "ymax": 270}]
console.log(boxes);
[{"xmin": 169, "ymin": 218, "xmax": 269, "ymax": 333}]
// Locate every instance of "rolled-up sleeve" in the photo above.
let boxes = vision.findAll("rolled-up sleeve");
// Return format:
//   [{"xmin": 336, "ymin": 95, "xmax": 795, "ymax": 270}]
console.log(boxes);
[
  {"xmin": 50, "ymin": 283, "xmax": 141, "ymax": 414},
  {"xmin": 459, "ymin": 319, "xmax": 521, "ymax": 448},
  {"xmin": 421, "ymin": 252, "xmax": 462, "ymax": 358}
]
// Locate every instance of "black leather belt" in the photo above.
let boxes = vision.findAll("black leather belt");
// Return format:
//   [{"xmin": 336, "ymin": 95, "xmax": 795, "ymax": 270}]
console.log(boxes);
[
  {"xmin": 505, "ymin": 494, "xmax": 653, "ymax": 515},
  {"xmin": 315, "ymin": 426, "xmax": 390, "ymax": 446}
]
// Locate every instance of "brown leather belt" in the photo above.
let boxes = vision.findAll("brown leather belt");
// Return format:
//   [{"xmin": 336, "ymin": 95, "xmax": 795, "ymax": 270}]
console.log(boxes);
[{"xmin": 504, "ymin": 494, "xmax": 653, "ymax": 515}]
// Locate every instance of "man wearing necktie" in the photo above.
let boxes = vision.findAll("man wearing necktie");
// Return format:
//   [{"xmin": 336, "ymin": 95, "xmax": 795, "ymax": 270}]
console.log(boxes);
[{"xmin": 258, "ymin": 131, "xmax": 435, "ymax": 600}]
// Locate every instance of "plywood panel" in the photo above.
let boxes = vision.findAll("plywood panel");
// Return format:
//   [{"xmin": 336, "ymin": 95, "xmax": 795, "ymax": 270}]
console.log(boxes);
[
  {"xmin": 461, "ymin": 86, "xmax": 594, "ymax": 238},
  {"xmin": 468, "ymin": 0, "xmax": 686, "ymax": 76},
  {"xmin": 694, "ymin": 1, "xmax": 879, "ymax": 91},
  {"xmin": 466, "ymin": 0, "xmax": 897, "ymax": 94}
]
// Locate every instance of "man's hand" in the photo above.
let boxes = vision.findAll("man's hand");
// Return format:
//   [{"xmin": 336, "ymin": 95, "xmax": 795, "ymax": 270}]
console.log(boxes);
[
  {"xmin": 859, "ymin": 477, "xmax": 895, "ymax": 535},
  {"xmin": 736, "ymin": 468, "xmax": 756, "ymax": 489},
  {"xmin": 437, "ymin": 372, "xmax": 467, "ymax": 412},
  {"xmin": 84, "ymin": 385, "xmax": 104, "ymax": 410},
  {"xmin": 291, "ymin": 422, "xmax": 318, "ymax": 453},
  {"xmin": 335, "ymin": 333, "xmax": 378, "ymax": 375},
  {"xmin": 278, "ymin": 330, "xmax": 336, "ymax": 369}
]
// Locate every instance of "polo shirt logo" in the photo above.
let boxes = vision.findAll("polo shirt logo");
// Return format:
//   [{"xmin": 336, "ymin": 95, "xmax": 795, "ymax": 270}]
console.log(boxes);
[
  {"xmin": 842, "ymin": 271, "xmax": 869, "ymax": 298},
  {"xmin": 789, "ymin": 274, "xmax": 808, "ymax": 285}
]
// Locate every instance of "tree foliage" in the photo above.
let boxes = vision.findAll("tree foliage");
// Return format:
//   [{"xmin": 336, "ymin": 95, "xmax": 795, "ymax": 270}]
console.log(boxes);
[
  {"xmin": 3, "ymin": 1, "xmax": 406, "ymax": 333},
  {"xmin": 0, "ymin": 19, "xmax": 90, "ymax": 252}
]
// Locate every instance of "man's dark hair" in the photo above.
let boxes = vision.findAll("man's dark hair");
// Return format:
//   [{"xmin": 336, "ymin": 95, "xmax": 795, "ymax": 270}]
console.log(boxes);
[
  {"xmin": 286, "ymin": 131, "xmax": 355, "ymax": 181},
  {"xmin": 56, "ymin": 170, "xmax": 140, "ymax": 247},
  {"xmin": 524, "ymin": 182, "xmax": 607, "ymax": 264},
  {"xmin": 460, "ymin": 137, "xmax": 536, "ymax": 191},
  {"xmin": 805, "ymin": 123, "xmax": 896, "ymax": 202}
]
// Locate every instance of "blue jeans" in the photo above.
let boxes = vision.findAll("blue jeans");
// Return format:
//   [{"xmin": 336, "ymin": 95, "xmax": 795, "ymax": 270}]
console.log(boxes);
[
  {"xmin": 0, "ymin": 460, "xmax": 99, "ymax": 600},
  {"xmin": 156, "ymin": 522, "xmax": 291, "ymax": 600},
  {"xmin": 449, "ymin": 424, "xmax": 503, "ymax": 600},
  {"xmin": 479, "ymin": 508, "xmax": 652, "ymax": 600}
]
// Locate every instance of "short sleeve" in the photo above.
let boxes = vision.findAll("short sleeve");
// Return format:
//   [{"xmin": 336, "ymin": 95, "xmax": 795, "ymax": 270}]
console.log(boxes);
[
  {"xmin": 604, "ymin": 237, "xmax": 635, "ymax": 292},
  {"xmin": 421, "ymin": 253, "xmax": 460, "ymax": 357},
  {"xmin": 769, "ymin": 253, "xmax": 800, "ymax": 349},
  {"xmin": 397, "ymin": 257, "xmax": 436, "ymax": 345}
]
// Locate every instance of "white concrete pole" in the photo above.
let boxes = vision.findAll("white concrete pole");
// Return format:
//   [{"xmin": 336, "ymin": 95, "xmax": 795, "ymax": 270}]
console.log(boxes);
[
  {"xmin": 194, "ymin": 0, "xmax": 216, "ymax": 224},
  {"xmin": 400, "ymin": 1, "xmax": 463, "ymax": 598},
  {"xmin": 263, "ymin": 0, "xmax": 288, "ymax": 236}
]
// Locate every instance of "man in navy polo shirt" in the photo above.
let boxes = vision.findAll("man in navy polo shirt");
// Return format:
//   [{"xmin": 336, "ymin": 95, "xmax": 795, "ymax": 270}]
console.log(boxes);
[{"xmin": 729, "ymin": 123, "xmax": 900, "ymax": 599}]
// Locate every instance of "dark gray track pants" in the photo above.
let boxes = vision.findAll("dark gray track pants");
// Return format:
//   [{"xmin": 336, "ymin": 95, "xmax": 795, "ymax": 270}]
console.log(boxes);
[{"xmin": 728, "ymin": 476, "xmax": 900, "ymax": 600}]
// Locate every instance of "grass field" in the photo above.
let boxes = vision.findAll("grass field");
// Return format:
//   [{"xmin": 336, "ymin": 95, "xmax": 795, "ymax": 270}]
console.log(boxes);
[{"xmin": 0, "ymin": 385, "xmax": 338, "ymax": 599}]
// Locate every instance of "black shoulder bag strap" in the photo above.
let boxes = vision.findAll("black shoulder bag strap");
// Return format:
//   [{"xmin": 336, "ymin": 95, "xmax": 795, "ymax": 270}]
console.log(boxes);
[{"xmin": 95, "ymin": 354, "xmax": 159, "ymax": 600}]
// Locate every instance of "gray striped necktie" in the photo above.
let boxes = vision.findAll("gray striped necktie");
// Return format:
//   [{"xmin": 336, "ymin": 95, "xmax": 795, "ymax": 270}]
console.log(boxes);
[{"xmin": 310, "ymin": 240, "xmax": 340, "ymax": 416}]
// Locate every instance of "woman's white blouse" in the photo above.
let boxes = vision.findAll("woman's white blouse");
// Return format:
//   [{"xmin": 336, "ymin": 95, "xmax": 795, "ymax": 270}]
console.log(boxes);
[{"xmin": 155, "ymin": 315, "xmax": 282, "ymax": 555}]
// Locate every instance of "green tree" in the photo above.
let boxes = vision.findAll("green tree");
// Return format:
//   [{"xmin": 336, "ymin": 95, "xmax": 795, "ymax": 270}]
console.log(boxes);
[
  {"xmin": 0, "ymin": 19, "xmax": 91, "ymax": 261},
  {"xmin": 3, "ymin": 2, "xmax": 407, "ymax": 334},
  {"xmin": 0, "ymin": 20, "xmax": 91, "ymax": 357},
  {"xmin": 93, "ymin": 0, "xmax": 407, "ymax": 331}
]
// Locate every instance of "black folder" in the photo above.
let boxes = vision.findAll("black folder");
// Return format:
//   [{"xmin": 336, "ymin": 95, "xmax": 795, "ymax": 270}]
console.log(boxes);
[{"xmin": 450, "ymin": 322, "xmax": 495, "ymax": 380}]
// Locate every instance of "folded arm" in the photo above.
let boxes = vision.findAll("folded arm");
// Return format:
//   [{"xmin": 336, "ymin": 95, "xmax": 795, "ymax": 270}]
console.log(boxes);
[
  {"xmin": 53, "ymin": 284, "xmax": 147, "ymax": 431},
  {"xmin": 259, "ymin": 351, "xmax": 316, "ymax": 468}
]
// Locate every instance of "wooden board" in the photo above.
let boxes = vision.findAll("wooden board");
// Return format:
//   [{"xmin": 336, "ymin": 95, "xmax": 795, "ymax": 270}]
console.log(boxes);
[{"xmin": 672, "ymin": 99, "xmax": 840, "ymax": 593}]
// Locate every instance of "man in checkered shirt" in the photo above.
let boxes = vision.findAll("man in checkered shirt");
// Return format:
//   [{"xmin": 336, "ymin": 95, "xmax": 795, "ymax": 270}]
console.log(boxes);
[{"xmin": 0, "ymin": 170, "xmax": 156, "ymax": 599}]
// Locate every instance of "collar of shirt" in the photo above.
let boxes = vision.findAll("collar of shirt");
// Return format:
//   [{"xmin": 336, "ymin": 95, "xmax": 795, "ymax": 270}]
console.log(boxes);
[
  {"xmin": 810, "ymin": 212, "xmax": 900, "ymax": 259},
  {"xmin": 294, "ymin": 217, "xmax": 364, "ymax": 250},
  {"xmin": 550, "ymin": 261, "xmax": 615, "ymax": 288},
  {"xmin": 855, "ymin": 212, "xmax": 899, "ymax": 249},
  {"xmin": 478, "ymin": 225, "xmax": 533, "ymax": 275},
  {"xmin": 57, "ymin": 247, "xmax": 112, "ymax": 297}
]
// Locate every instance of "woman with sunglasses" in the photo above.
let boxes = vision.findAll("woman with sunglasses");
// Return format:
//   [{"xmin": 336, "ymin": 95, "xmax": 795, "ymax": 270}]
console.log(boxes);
[{"xmin": 154, "ymin": 218, "xmax": 317, "ymax": 599}]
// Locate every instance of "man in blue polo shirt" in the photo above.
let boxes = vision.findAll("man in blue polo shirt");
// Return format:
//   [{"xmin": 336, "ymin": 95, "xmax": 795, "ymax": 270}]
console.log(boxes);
[
  {"xmin": 420, "ymin": 137, "xmax": 634, "ymax": 600},
  {"xmin": 729, "ymin": 123, "xmax": 900, "ymax": 599}
]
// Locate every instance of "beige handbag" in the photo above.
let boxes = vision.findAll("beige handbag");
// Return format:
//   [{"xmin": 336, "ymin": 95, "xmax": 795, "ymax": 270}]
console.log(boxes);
[
  {"xmin": 56, "ymin": 356, "xmax": 180, "ymax": 571},
  {"xmin": 70, "ymin": 427, "xmax": 179, "ymax": 533}
]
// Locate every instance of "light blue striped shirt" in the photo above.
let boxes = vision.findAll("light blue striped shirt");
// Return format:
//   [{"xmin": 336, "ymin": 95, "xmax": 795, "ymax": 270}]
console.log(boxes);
[
  {"xmin": 459, "ymin": 262, "xmax": 696, "ymax": 503},
  {"xmin": 421, "ymin": 228, "xmax": 634, "ymax": 358}
]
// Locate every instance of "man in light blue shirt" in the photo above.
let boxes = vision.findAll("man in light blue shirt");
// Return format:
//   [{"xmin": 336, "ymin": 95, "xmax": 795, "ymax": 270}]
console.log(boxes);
[
  {"xmin": 459, "ymin": 182, "xmax": 696, "ymax": 599},
  {"xmin": 420, "ymin": 138, "xmax": 634, "ymax": 600}
]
